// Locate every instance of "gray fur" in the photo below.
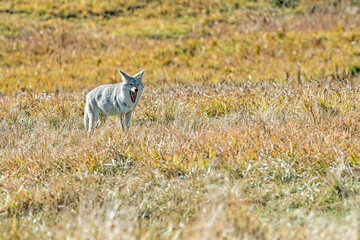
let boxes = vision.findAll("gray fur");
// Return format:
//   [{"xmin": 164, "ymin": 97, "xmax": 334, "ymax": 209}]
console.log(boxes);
[{"xmin": 84, "ymin": 69, "xmax": 145, "ymax": 136}]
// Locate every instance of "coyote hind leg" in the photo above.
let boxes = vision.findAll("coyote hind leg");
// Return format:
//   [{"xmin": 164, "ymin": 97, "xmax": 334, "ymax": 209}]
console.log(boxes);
[
  {"xmin": 84, "ymin": 102, "xmax": 92, "ymax": 132},
  {"xmin": 87, "ymin": 108, "xmax": 99, "ymax": 137},
  {"xmin": 96, "ymin": 112, "xmax": 107, "ymax": 128},
  {"xmin": 84, "ymin": 111, "xmax": 89, "ymax": 131}
]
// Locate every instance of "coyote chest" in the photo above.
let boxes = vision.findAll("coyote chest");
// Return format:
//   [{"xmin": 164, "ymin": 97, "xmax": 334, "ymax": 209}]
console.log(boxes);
[{"xmin": 95, "ymin": 91, "xmax": 136, "ymax": 115}]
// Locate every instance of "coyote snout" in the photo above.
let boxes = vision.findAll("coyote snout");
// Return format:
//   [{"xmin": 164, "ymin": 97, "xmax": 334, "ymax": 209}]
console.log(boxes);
[{"xmin": 83, "ymin": 69, "xmax": 145, "ymax": 136}]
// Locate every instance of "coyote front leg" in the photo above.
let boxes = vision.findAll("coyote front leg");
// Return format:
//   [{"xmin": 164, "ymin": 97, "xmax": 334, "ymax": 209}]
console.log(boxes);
[
  {"xmin": 119, "ymin": 112, "xmax": 126, "ymax": 132},
  {"xmin": 125, "ymin": 112, "xmax": 132, "ymax": 130}
]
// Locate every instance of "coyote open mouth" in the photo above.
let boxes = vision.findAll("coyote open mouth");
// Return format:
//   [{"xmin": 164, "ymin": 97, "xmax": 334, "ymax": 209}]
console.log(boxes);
[{"xmin": 130, "ymin": 91, "xmax": 137, "ymax": 103}]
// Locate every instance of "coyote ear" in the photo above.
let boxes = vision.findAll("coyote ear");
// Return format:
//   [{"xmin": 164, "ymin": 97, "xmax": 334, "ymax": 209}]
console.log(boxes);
[
  {"xmin": 133, "ymin": 69, "xmax": 145, "ymax": 81},
  {"xmin": 119, "ymin": 70, "xmax": 132, "ymax": 82}
]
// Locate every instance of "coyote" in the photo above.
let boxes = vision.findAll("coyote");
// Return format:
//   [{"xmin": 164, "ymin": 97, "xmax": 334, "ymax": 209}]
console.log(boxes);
[{"xmin": 84, "ymin": 70, "xmax": 145, "ymax": 136}]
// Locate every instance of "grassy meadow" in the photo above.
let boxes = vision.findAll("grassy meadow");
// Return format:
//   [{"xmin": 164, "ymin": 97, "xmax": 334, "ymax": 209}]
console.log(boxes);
[{"xmin": 1, "ymin": 0, "xmax": 360, "ymax": 239}]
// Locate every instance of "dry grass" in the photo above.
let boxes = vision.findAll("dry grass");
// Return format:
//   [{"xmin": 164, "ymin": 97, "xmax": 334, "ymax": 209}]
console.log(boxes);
[
  {"xmin": 1, "ymin": 0, "xmax": 360, "ymax": 94},
  {"xmin": 1, "ymin": 0, "xmax": 360, "ymax": 239},
  {"xmin": 1, "ymin": 80, "xmax": 360, "ymax": 239}
]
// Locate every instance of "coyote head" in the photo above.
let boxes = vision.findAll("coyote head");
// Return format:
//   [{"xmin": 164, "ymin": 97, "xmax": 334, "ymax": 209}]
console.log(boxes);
[{"xmin": 119, "ymin": 70, "xmax": 145, "ymax": 104}]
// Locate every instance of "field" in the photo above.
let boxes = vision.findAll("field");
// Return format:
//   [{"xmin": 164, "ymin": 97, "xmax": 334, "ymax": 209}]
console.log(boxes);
[{"xmin": 1, "ymin": 0, "xmax": 360, "ymax": 239}]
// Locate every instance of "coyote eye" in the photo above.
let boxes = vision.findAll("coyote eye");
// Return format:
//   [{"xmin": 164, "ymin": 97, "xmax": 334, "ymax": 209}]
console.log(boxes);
[{"xmin": 129, "ymin": 83, "xmax": 133, "ymax": 86}]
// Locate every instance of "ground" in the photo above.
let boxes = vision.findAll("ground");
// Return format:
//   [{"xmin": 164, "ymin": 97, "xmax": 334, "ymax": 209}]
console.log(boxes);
[{"xmin": 0, "ymin": 1, "xmax": 360, "ymax": 239}]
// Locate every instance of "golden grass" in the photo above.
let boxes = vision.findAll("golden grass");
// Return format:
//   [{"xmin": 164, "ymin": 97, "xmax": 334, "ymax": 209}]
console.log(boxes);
[
  {"xmin": 1, "ymin": 0, "xmax": 360, "ymax": 239},
  {"xmin": 1, "ymin": 0, "xmax": 360, "ymax": 95}
]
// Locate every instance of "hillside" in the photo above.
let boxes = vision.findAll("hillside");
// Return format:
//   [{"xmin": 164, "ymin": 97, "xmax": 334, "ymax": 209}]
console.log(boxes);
[{"xmin": 1, "ymin": 1, "xmax": 360, "ymax": 239}]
